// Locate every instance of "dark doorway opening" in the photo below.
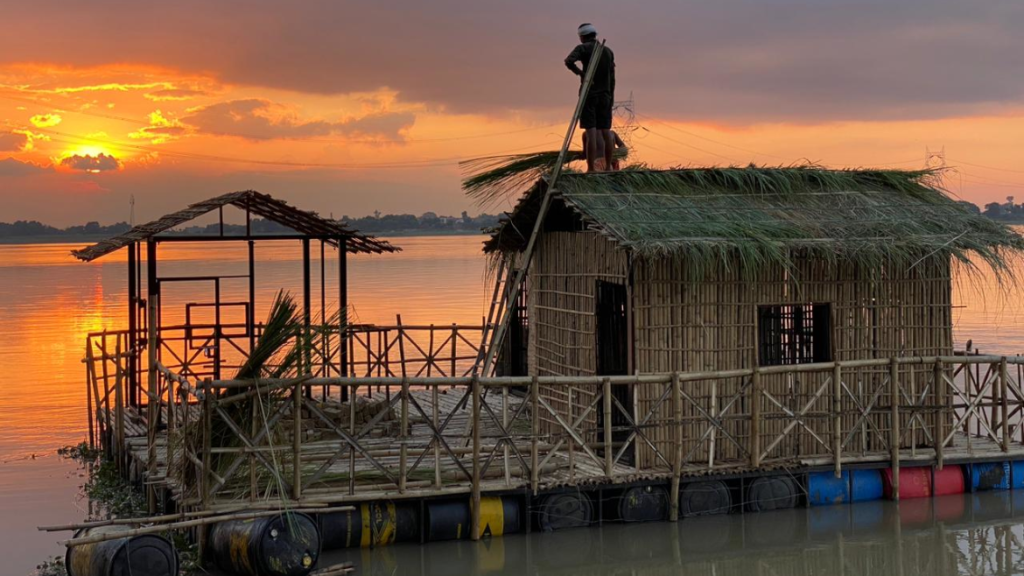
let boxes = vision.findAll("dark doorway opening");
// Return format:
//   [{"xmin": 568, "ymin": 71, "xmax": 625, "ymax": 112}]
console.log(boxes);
[{"xmin": 596, "ymin": 280, "xmax": 633, "ymax": 464}]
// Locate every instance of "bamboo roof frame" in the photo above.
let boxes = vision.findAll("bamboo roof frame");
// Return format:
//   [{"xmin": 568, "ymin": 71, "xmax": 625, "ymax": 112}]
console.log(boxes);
[{"xmin": 72, "ymin": 190, "xmax": 398, "ymax": 261}]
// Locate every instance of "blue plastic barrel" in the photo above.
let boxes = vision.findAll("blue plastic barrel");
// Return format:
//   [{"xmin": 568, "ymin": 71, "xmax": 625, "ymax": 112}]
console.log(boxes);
[
  {"xmin": 968, "ymin": 462, "xmax": 1011, "ymax": 492},
  {"xmin": 808, "ymin": 471, "xmax": 850, "ymax": 506},
  {"xmin": 850, "ymin": 469, "xmax": 884, "ymax": 502},
  {"xmin": 1012, "ymin": 461, "xmax": 1024, "ymax": 489}
]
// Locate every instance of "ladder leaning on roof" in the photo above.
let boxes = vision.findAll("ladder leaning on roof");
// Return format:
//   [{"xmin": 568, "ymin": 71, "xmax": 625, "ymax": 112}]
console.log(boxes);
[{"xmin": 475, "ymin": 40, "xmax": 608, "ymax": 376}]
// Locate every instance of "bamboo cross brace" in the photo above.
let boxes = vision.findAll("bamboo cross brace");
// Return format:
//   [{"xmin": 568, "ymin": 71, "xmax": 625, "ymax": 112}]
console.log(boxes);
[
  {"xmin": 475, "ymin": 395, "xmax": 532, "ymax": 478},
  {"xmin": 944, "ymin": 369, "xmax": 1001, "ymax": 446},
  {"xmin": 679, "ymin": 380, "xmax": 751, "ymax": 463},
  {"xmin": 536, "ymin": 395, "xmax": 607, "ymax": 471},
  {"xmin": 760, "ymin": 379, "xmax": 832, "ymax": 459},
  {"xmin": 840, "ymin": 378, "xmax": 892, "ymax": 452},
  {"xmin": 212, "ymin": 405, "xmax": 294, "ymax": 496},
  {"xmin": 303, "ymin": 398, "xmax": 398, "ymax": 484},
  {"xmin": 611, "ymin": 383, "xmax": 674, "ymax": 468},
  {"xmin": 403, "ymin": 392, "xmax": 473, "ymax": 480},
  {"xmin": 896, "ymin": 382, "xmax": 936, "ymax": 446},
  {"xmin": 536, "ymin": 391, "xmax": 605, "ymax": 472},
  {"xmin": 208, "ymin": 400, "xmax": 291, "ymax": 495}
]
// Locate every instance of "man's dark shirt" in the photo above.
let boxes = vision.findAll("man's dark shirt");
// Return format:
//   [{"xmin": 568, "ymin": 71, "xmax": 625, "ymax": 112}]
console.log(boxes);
[{"xmin": 564, "ymin": 41, "xmax": 615, "ymax": 95}]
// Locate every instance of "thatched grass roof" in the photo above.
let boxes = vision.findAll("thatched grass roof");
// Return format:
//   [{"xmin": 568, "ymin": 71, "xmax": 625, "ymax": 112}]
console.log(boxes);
[{"xmin": 483, "ymin": 166, "xmax": 1024, "ymax": 276}]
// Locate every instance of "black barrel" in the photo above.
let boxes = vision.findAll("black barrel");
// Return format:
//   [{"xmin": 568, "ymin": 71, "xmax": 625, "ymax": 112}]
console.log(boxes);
[
  {"xmin": 426, "ymin": 497, "xmax": 521, "ymax": 541},
  {"xmin": 319, "ymin": 503, "xmax": 419, "ymax": 549},
  {"xmin": 537, "ymin": 492, "xmax": 592, "ymax": 532},
  {"xmin": 746, "ymin": 476, "xmax": 799, "ymax": 512},
  {"xmin": 679, "ymin": 480, "xmax": 731, "ymax": 517},
  {"xmin": 66, "ymin": 526, "xmax": 178, "ymax": 576},
  {"xmin": 617, "ymin": 486, "xmax": 669, "ymax": 522},
  {"xmin": 208, "ymin": 512, "xmax": 320, "ymax": 576}
]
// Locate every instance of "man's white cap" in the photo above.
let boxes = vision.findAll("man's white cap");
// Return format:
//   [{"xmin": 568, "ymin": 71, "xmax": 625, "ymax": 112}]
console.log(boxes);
[{"xmin": 578, "ymin": 23, "xmax": 597, "ymax": 36}]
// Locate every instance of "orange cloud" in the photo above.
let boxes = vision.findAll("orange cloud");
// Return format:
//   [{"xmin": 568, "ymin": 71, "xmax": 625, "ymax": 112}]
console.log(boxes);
[
  {"xmin": 60, "ymin": 153, "xmax": 121, "ymax": 172},
  {"xmin": 29, "ymin": 113, "xmax": 61, "ymax": 127},
  {"xmin": 129, "ymin": 110, "xmax": 188, "ymax": 144}
]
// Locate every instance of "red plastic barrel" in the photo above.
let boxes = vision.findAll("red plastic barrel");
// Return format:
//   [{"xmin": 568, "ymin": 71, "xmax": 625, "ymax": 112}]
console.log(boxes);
[
  {"xmin": 882, "ymin": 466, "xmax": 964, "ymax": 500},
  {"xmin": 934, "ymin": 466, "xmax": 965, "ymax": 496},
  {"xmin": 883, "ymin": 467, "xmax": 932, "ymax": 499}
]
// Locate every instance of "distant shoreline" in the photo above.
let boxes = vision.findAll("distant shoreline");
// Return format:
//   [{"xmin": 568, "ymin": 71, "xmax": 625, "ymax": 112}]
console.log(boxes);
[{"xmin": 0, "ymin": 229, "xmax": 488, "ymax": 246}]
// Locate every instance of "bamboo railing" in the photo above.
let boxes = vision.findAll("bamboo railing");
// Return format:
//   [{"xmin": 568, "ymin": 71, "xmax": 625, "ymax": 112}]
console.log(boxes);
[{"xmin": 88, "ymin": 347, "xmax": 1024, "ymax": 540}]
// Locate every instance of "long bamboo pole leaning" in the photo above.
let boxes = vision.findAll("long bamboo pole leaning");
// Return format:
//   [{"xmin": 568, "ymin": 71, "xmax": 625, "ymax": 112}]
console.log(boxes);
[
  {"xmin": 146, "ymin": 292, "xmax": 160, "ymax": 514},
  {"xmin": 479, "ymin": 40, "xmax": 607, "ymax": 376},
  {"xmin": 670, "ymin": 372, "xmax": 682, "ymax": 521}
]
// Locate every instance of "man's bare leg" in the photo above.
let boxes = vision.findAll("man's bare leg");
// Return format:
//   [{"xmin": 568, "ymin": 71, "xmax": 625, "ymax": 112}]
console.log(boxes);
[
  {"xmin": 602, "ymin": 129, "xmax": 615, "ymax": 171},
  {"xmin": 585, "ymin": 128, "xmax": 600, "ymax": 172}
]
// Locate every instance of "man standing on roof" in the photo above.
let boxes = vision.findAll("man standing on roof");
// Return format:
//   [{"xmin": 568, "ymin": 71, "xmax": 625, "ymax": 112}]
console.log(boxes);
[{"xmin": 565, "ymin": 23, "xmax": 616, "ymax": 172}]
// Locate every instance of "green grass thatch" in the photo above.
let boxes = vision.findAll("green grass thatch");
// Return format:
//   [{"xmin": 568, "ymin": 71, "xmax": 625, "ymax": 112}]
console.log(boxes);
[{"xmin": 484, "ymin": 165, "xmax": 1024, "ymax": 279}]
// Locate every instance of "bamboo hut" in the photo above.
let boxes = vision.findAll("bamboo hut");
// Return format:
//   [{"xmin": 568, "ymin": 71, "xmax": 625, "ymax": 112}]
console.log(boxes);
[{"xmin": 481, "ymin": 167, "xmax": 1024, "ymax": 467}]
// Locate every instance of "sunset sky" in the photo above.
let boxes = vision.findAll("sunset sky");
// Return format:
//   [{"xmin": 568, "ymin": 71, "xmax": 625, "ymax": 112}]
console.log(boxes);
[{"xmin": 1, "ymin": 0, "xmax": 1022, "ymax": 226}]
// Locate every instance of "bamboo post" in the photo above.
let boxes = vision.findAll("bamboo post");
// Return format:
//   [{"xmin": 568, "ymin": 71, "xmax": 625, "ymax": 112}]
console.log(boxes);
[
  {"xmin": 890, "ymin": 357, "xmax": 900, "ymax": 501},
  {"xmin": 199, "ymin": 378, "xmax": 212, "ymax": 560},
  {"xmin": 750, "ymin": 368, "xmax": 762, "ymax": 468},
  {"xmin": 833, "ymin": 362, "xmax": 842, "ymax": 478},
  {"xmin": 400, "ymin": 377, "xmax": 409, "ymax": 493},
  {"xmin": 451, "ymin": 324, "xmax": 457, "ymax": 377},
  {"xmin": 86, "ymin": 343, "xmax": 95, "ymax": 448},
  {"xmin": 603, "ymin": 377, "xmax": 613, "ymax": 477},
  {"xmin": 114, "ymin": 337, "xmax": 126, "ymax": 472},
  {"xmin": 670, "ymin": 372, "xmax": 682, "ymax": 522},
  {"xmin": 433, "ymin": 383, "xmax": 441, "ymax": 488},
  {"xmin": 471, "ymin": 375, "xmax": 482, "ymax": 541},
  {"xmin": 1000, "ymin": 357, "xmax": 1009, "ymax": 452},
  {"xmin": 293, "ymin": 381, "xmax": 302, "ymax": 500},
  {"xmin": 502, "ymin": 385, "xmax": 510, "ymax": 486},
  {"xmin": 146, "ymin": 292, "xmax": 159, "ymax": 514},
  {"xmin": 935, "ymin": 360, "xmax": 945, "ymax": 470},
  {"xmin": 348, "ymin": 383, "xmax": 356, "ymax": 496},
  {"xmin": 531, "ymin": 376, "xmax": 539, "ymax": 494}
]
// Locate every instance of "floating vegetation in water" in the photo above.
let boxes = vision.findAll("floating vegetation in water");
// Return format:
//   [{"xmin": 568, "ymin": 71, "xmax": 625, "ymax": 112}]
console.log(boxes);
[
  {"xmin": 33, "ymin": 556, "xmax": 67, "ymax": 576},
  {"xmin": 58, "ymin": 442, "xmax": 146, "ymax": 518}
]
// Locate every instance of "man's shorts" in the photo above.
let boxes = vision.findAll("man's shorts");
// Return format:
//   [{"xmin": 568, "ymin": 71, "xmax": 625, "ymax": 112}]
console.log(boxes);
[{"xmin": 580, "ymin": 92, "xmax": 613, "ymax": 130}]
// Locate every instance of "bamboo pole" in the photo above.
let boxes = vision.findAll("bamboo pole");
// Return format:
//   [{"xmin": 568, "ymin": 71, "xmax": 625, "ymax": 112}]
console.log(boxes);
[
  {"xmin": 531, "ymin": 376, "xmax": 540, "ymax": 494},
  {"xmin": 603, "ymin": 377, "xmax": 613, "ymax": 477},
  {"xmin": 293, "ymin": 381, "xmax": 302, "ymax": 500},
  {"xmin": 60, "ymin": 507, "xmax": 352, "ymax": 547},
  {"xmin": 114, "ymin": 337, "xmax": 126, "ymax": 472},
  {"xmin": 470, "ymin": 374, "xmax": 482, "ymax": 541},
  {"xmin": 199, "ymin": 377, "xmax": 213, "ymax": 560},
  {"xmin": 400, "ymin": 377, "xmax": 409, "ymax": 493},
  {"xmin": 935, "ymin": 359, "xmax": 945, "ymax": 470},
  {"xmin": 146, "ymin": 291, "xmax": 159, "ymax": 514},
  {"xmin": 502, "ymin": 385, "xmax": 510, "ymax": 487},
  {"xmin": 670, "ymin": 372, "xmax": 682, "ymax": 522},
  {"xmin": 890, "ymin": 356, "xmax": 900, "ymax": 501},
  {"xmin": 480, "ymin": 40, "xmax": 607, "ymax": 375},
  {"xmin": 833, "ymin": 362, "xmax": 842, "ymax": 478},
  {"xmin": 433, "ymin": 383, "xmax": 441, "ymax": 489},
  {"xmin": 750, "ymin": 368, "xmax": 762, "ymax": 468},
  {"xmin": 85, "ymin": 342, "xmax": 95, "ymax": 448},
  {"xmin": 1001, "ymin": 357, "xmax": 1010, "ymax": 452}
]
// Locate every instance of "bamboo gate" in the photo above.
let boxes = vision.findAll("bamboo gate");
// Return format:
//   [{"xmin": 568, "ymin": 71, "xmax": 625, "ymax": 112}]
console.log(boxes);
[{"xmin": 85, "ymin": 325, "xmax": 1024, "ymax": 537}]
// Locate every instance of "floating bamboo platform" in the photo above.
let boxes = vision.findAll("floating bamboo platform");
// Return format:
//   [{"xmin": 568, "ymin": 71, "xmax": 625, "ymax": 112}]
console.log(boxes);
[{"xmin": 85, "ymin": 328, "xmax": 1024, "ymax": 539}]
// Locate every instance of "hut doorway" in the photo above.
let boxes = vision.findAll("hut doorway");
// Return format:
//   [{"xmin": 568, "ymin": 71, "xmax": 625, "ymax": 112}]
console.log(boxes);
[{"xmin": 596, "ymin": 280, "xmax": 633, "ymax": 463}]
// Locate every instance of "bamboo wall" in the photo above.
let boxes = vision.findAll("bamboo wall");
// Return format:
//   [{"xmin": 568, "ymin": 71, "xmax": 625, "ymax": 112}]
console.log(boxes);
[
  {"xmin": 633, "ymin": 255, "xmax": 954, "ymax": 468},
  {"xmin": 528, "ymin": 231, "xmax": 628, "ymax": 437}
]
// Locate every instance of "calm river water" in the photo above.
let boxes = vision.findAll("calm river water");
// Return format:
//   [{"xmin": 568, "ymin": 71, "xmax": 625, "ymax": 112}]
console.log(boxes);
[{"xmin": 1, "ymin": 234, "xmax": 1024, "ymax": 574}]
